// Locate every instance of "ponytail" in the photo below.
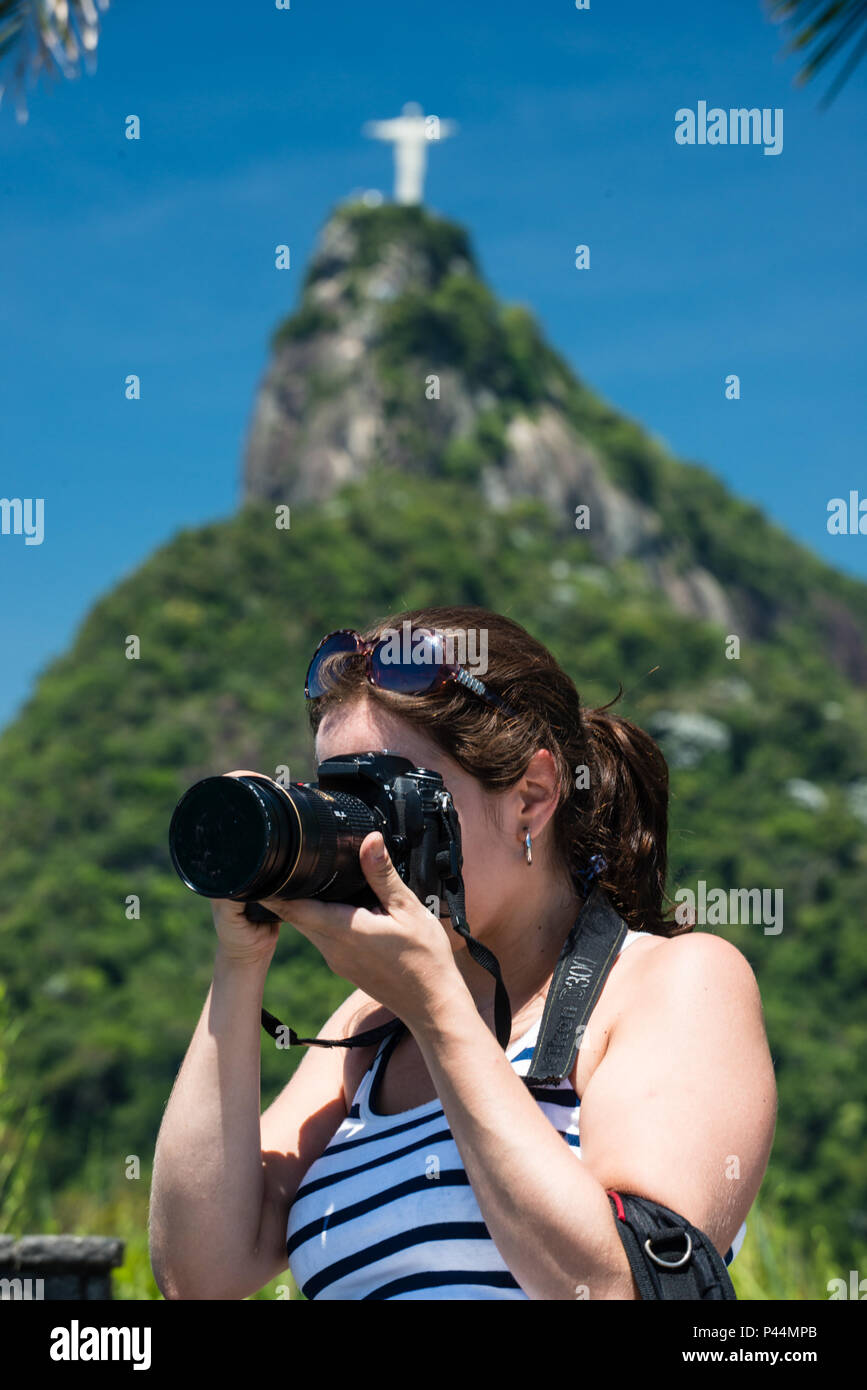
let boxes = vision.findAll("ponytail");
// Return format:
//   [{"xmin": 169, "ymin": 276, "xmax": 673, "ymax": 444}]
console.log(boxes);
[{"xmin": 574, "ymin": 703, "xmax": 679, "ymax": 935}]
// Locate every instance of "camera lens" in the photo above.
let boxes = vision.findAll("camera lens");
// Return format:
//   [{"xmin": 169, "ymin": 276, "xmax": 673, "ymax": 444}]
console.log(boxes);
[
  {"xmin": 169, "ymin": 776, "xmax": 296, "ymax": 899},
  {"xmin": 169, "ymin": 774, "xmax": 381, "ymax": 904}
]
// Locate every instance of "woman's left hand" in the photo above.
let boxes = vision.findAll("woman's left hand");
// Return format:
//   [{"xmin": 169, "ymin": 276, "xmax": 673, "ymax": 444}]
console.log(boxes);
[{"xmin": 256, "ymin": 832, "xmax": 467, "ymax": 1028}]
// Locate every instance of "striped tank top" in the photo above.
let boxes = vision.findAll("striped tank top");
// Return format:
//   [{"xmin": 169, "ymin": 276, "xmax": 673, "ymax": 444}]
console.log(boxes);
[{"xmin": 286, "ymin": 929, "xmax": 747, "ymax": 1299}]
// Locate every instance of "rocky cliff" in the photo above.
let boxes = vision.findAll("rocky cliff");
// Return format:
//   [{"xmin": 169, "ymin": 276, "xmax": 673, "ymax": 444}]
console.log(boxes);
[{"xmin": 241, "ymin": 200, "xmax": 867, "ymax": 681}]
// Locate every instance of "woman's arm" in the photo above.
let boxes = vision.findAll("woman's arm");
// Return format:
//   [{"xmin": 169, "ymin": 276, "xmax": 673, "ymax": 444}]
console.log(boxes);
[
  {"xmin": 150, "ymin": 947, "xmax": 279, "ymax": 1300},
  {"xmin": 149, "ymin": 947, "xmax": 355, "ymax": 1301},
  {"xmin": 151, "ymin": 769, "xmax": 361, "ymax": 1301},
  {"xmin": 411, "ymin": 931, "xmax": 776, "ymax": 1300},
  {"xmin": 576, "ymin": 931, "xmax": 776, "ymax": 1256}
]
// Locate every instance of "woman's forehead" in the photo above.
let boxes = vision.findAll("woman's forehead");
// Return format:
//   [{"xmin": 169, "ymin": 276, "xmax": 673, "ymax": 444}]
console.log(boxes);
[{"xmin": 314, "ymin": 701, "xmax": 439, "ymax": 766}]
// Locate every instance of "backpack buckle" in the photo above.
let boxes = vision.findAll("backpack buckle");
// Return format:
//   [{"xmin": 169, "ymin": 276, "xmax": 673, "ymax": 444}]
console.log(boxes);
[{"xmin": 644, "ymin": 1231, "xmax": 693, "ymax": 1269}]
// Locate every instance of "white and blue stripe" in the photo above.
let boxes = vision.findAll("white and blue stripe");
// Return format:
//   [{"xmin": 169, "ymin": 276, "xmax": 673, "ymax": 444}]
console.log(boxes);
[{"xmin": 286, "ymin": 930, "xmax": 746, "ymax": 1299}]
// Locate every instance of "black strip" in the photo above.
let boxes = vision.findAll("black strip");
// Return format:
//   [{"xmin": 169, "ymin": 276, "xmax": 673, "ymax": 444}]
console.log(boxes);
[
  {"xmin": 300, "ymin": 1221, "xmax": 491, "ymax": 1300},
  {"xmin": 362, "ymin": 1269, "xmax": 522, "ymax": 1300},
  {"xmin": 524, "ymin": 1086, "xmax": 580, "ymax": 1108},
  {"xmin": 287, "ymin": 1170, "xmax": 470, "ymax": 1258},
  {"xmin": 293, "ymin": 1126, "xmax": 454, "ymax": 1203},
  {"xmin": 313, "ymin": 1107, "xmax": 444, "ymax": 1159},
  {"xmin": 294, "ymin": 1114, "xmax": 580, "ymax": 1208}
]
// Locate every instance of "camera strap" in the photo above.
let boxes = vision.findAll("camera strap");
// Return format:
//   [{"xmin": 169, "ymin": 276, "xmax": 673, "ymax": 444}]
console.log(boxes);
[
  {"xmin": 260, "ymin": 1006, "xmax": 402, "ymax": 1051},
  {"xmin": 432, "ymin": 792, "xmax": 513, "ymax": 1051},
  {"xmin": 523, "ymin": 882, "xmax": 628, "ymax": 1088}
]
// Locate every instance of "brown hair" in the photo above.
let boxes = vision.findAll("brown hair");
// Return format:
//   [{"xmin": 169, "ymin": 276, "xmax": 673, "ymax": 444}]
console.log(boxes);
[{"xmin": 307, "ymin": 605, "xmax": 687, "ymax": 938}]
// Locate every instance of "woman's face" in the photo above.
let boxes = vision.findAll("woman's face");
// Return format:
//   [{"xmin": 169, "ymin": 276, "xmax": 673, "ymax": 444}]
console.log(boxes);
[{"xmin": 313, "ymin": 698, "xmax": 524, "ymax": 947}]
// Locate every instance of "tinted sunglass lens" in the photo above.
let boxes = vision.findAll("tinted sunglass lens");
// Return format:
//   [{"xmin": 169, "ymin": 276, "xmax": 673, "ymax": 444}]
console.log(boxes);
[
  {"xmin": 369, "ymin": 629, "xmax": 447, "ymax": 693},
  {"xmin": 306, "ymin": 632, "xmax": 363, "ymax": 697}
]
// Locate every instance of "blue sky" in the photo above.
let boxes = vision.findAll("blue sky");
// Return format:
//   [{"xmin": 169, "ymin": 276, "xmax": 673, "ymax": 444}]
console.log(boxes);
[{"xmin": 1, "ymin": 0, "xmax": 865, "ymax": 728}]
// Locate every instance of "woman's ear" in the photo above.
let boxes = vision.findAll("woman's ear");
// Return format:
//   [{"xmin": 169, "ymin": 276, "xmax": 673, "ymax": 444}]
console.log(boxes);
[{"xmin": 515, "ymin": 749, "xmax": 561, "ymax": 834}]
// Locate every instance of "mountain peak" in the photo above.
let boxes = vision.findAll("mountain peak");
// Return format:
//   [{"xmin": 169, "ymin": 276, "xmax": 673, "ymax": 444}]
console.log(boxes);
[
  {"xmin": 304, "ymin": 200, "xmax": 477, "ymax": 292},
  {"xmin": 240, "ymin": 201, "xmax": 867, "ymax": 681},
  {"xmin": 241, "ymin": 197, "xmax": 511, "ymax": 507},
  {"xmin": 241, "ymin": 200, "xmax": 740, "ymax": 630}
]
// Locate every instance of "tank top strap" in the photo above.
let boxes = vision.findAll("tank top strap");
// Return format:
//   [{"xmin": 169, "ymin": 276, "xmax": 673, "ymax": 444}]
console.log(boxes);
[
  {"xmin": 619, "ymin": 927, "xmax": 650, "ymax": 951},
  {"xmin": 346, "ymin": 1039, "xmax": 389, "ymax": 1118}
]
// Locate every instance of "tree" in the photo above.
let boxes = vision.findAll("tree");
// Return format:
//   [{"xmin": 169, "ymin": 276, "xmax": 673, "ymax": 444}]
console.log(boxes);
[
  {"xmin": 0, "ymin": 980, "xmax": 45, "ymax": 1232},
  {"xmin": 769, "ymin": 0, "xmax": 867, "ymax": 104},
  {"xmin": 0, "ymin": 0, "xmax": 109, "ymax": 122}
]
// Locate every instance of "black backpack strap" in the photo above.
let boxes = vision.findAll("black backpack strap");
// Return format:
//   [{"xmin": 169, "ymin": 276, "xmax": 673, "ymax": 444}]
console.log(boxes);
[
  {"xmin": 524, "ymin": 883, "xmax": 628, "ymax": 1087},
  {"xmin": 606, "ymin": 1191, "xmax": 737, "ymax": 1300}
]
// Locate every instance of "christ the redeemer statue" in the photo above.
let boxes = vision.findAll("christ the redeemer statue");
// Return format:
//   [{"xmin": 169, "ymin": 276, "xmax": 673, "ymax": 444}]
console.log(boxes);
[{"xmin": 363, "ymin": 102, "xmax": 457, "ymax": 205}]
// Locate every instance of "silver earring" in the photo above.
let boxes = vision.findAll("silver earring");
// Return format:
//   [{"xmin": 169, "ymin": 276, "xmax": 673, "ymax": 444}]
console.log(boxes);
[{"xmin": 523, "ymin": 827, "xmax": 533, "ymax": 865}]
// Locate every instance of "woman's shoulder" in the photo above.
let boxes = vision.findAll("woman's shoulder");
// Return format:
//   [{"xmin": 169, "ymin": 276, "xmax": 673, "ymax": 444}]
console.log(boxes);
[
  {"xmin": 616, "ymin": 928, "xmax": 761, "ymax": 1014},
  {"xmin": 572, "ymin": 929, "xmax": 761, "ymax": 1096},
  {"xmin": 627, "ymin": 928, "xmax": 759, "ymax": 985},
  {"xmin": 603, "ymin": 929, "xmax": 766, "ymax": 1062}
]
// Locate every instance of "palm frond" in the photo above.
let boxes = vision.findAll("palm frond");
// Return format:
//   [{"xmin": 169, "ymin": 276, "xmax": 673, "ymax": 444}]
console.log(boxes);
[
  {"xmin": 0, "ymin": 0, "xmax": 110, "ymax": 123},
  {"xmin": 768, "ymin": 0, "xmax": 867, "ymax": 103}
]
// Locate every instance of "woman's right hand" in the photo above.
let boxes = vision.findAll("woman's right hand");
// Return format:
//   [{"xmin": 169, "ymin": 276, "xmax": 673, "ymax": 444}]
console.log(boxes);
[{"xmin": 210, "ymin": 770, "xmax": 282, "ymax": 967}]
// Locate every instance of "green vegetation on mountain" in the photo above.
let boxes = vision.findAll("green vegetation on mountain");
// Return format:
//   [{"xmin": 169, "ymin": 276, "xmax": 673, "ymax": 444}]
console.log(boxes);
[{"xmin": 1, "ymin": 201, "xmax": 865, "ymax": 1299}]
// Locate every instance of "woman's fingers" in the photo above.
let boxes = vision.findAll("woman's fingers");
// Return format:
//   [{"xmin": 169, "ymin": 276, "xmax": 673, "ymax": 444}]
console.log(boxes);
[
  {"xmin": 256, "ymin": 895, "xmax": 356, "ymax": 935},
  {"xmin": 358, "ymin": 833, "xmax": 418, "ymax": 915}
]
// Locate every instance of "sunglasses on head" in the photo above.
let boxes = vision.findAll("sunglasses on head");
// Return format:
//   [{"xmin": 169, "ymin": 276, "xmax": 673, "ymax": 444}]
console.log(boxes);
[{"xmin": 305, "ymin": 626, "xmax": 518, "ymax": 717}]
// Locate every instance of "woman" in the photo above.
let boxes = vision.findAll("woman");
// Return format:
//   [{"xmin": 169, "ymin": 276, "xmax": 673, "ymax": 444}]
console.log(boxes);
[{"xmin": 150, "ymin": 606, "xmax": 777, "ymax": 1300}]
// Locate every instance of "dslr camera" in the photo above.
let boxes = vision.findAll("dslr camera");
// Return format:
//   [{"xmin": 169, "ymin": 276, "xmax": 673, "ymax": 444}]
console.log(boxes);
[{"xmin": 168, "ymin": 752, "xmax": 462, "ymax": 921}]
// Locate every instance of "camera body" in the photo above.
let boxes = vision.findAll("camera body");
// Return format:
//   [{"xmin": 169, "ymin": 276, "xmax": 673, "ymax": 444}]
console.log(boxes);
[
  {"xmin": 310, "ymin": 752, "xmax": 458, "ymax": 909},
  {"xmin": 168, "ymin": 751, "xmax": 462, "ymax": 918}
]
